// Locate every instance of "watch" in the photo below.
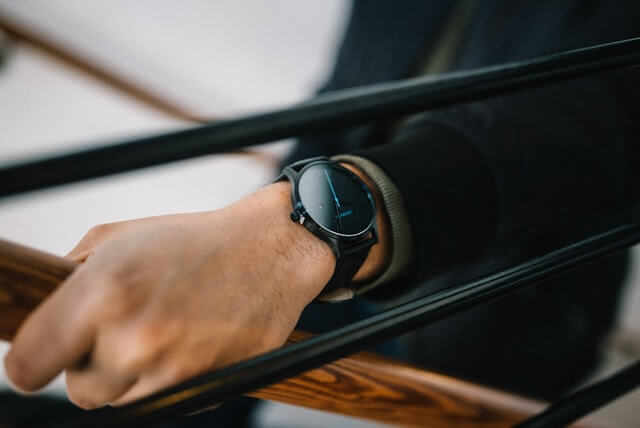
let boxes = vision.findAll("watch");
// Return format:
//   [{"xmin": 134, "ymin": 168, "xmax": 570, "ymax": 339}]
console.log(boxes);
[{"xmin": 276, "ymin": 157, "xmax": 378, "ymax": 295}]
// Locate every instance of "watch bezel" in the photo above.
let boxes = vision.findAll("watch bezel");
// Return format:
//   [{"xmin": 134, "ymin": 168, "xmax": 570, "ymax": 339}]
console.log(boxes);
[{"xmin": 291, "ymin": 160, "xmax": 377, "ymax": 240}]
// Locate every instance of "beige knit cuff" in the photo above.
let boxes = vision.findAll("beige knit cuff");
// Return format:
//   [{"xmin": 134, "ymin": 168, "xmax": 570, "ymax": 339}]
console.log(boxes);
[{"xmin": 321, "ymin": 154, "xmax": 414, "ymax": 300}]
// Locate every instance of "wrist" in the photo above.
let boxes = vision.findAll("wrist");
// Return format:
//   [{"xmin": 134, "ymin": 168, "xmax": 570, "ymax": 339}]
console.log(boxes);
[
  {"xmin": 339, "ymin": 163, "xmax": 391, "ymax": 283},
  {"xmin": 252, "ymin": 162, "xmax": 390, "ymax": 302},
  {"xmin": 247, "ymin": 182, "xmax": 335, "ymax": 303}
]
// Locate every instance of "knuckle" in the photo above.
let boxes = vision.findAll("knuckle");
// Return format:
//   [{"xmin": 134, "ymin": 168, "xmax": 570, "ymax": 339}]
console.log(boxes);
[
  {"xmin": 97, "ymin": 275, "xmax": 127, "ymax": 303},
  {"xmin": 81, "ymin": 224, "xmax": 106, "ymax": 246},
  {"xmin": 112, "ymin": 326, "xmax": 163, "ymax": 374},
  {"xmin": 92, "ymin": 270, "xmax": 140, "ymax": 310},
  {"xmin": 68, "ymin": 223, "xmax": 115, "ymax": 260},
  {"xmin": 87, "ymin": 223, "xmax": 110, "ymax": 238},
  {"xmin": 112, "ymin": 353, "xmax": 140, "ymax": 375},
  {"xmin": 165, "ymin": 361, "xmax": 199, "ymax": 385},
  {"xmin": 73, "ymin": 274, "xmax": 120, "ymax": 320},
  {"xmin": 86, "ymin": 274, "xmax": 137, "ymax": 317},
  {"xmin": 80, "ymin": 223, "xmax": 117, "ymax": 248},
  {"xmin": 133, "ymin": 323, "xmax": 165, "ymax": 351},
  {"xmin": 112, "ymin": 348, "xmax": 150, "ymax": 375}
]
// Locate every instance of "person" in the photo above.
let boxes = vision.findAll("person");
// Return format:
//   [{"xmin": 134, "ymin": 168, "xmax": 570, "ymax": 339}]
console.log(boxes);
[{"xmin": 4, "ymin": 0, "xmax": 639, "ymax": 425}]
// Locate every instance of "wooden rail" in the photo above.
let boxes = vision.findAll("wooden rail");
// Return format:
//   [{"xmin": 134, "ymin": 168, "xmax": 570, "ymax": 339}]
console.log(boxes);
[
  {"xmin": 0, "ymin": 238, "xmax": 549, "ymax": 427},
  {"xmin": 0, "ymin": 13, "xmax": 210, "ymax": 123}
]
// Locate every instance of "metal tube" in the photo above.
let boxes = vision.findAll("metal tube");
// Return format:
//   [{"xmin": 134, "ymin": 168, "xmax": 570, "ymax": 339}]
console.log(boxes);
[
  {"xmin": 1, "ymin": 37, "xmax": 640, "ymax": 199},
  {"xmin": 515, "ymin": 360, "xmax": 640, "ymax": 428}
]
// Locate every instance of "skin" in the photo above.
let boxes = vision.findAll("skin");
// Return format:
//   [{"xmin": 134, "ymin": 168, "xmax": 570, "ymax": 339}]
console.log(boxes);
[{"xmin": 4, "ymin": 165, "xmax": 390, "ymax": 409}]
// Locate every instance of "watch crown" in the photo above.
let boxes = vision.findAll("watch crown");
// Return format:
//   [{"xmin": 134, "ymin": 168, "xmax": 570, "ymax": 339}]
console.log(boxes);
[{"xmin": 290, "ymin": 211, "xmax": 300, "ymax": 222}]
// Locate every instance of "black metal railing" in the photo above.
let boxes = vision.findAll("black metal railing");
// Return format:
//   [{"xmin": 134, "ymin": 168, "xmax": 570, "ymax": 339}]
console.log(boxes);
[{"xmin": 1, "ymin": 37, "xmax": 639, "ymax": 428}]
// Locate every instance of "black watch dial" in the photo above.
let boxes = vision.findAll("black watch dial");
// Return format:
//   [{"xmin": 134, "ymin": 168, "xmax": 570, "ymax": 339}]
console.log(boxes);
[{"xmin": 297, "ymin": 163, "xmax": 375, "ymax": 237}]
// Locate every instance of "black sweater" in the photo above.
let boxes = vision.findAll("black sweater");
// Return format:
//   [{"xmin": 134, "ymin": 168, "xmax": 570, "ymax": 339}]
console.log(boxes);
[
  {"xmin": 291, "ymin": 0, "xmax": 640, "ymax": 398},
  {"xmin": 290, "ymin": 0, "xmax": 639, "ymax": 295}
]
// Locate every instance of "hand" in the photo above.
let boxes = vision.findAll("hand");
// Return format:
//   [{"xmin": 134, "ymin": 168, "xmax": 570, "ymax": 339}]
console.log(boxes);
[
  {"xmin": 4, "ymin": 183, "xmax": 336, "ymax": 409},
  {"xmin": 4, "ymin": 162, "xmax": 390, "ymax": 410}
]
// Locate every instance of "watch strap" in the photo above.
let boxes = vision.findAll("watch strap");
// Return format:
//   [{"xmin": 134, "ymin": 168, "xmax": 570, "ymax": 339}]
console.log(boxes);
[
  {"xmin": 275, "ymin": 157, "xmax": 377, "ymax": 298},
  {"xmin": 323, "ymin": 225, "xmax": 377, "ymax": 295},
  {"xmin": 274, "ymin": 156, "xmax": 328, "ymax": 182}
]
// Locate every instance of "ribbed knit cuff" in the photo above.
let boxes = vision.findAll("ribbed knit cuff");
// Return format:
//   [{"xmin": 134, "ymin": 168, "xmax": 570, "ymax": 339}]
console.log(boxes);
[{"xmin": 330, "ymin": 154, "xmax": 414, "ymax": 297}]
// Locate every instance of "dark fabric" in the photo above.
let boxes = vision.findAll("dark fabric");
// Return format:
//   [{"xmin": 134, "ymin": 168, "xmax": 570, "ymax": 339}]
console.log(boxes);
[
  {"xmin": 287, "ymin": 0, "xmax": 456, "ymax": 161},
  {"xmin": 292, "ymin": 0, "xmax": 640, "ymax": 399},
  {"xmin": 358, "ymin": 123, "xmax": 498, "ymax": 298},
  {"xmin": 0, "ymin": 391, "xmax": 258, "ymax": 428},
  {"xmin": 0, "ymin": 392, "xmax": 82, "ymax": 428}
]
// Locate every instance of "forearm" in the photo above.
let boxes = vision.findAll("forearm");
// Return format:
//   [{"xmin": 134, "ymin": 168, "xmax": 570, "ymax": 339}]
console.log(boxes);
[
  {"xmin": 352, "ymin": 124, "xmax": 499, "ymax": 296},
  {"xmin": 349, "ymin": 71, "xmax": 639, "ymax": 296}
]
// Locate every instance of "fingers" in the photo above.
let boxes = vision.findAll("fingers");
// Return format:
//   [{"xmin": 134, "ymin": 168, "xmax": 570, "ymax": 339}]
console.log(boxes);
[
  {"xmin": 64, "ymin": 315, "xmax": 189, "ymax": 407},
  {"xmin": 66, "ymin": 365, "xmax": 136, "ymax": 409},
  {"xmin": 109, "ymin": 363, "xmax": 196, "ymax": 406},
  {"xmin": 109, "ymin": 373, "xmax": 168, "ymax": 406},
  {"xmin": 65, "ymin": 331, "xmax": 194, "ymax": 408},
  {"xmin": 4, "ymin": 269, "xmax": 99, "ymax": 392}
]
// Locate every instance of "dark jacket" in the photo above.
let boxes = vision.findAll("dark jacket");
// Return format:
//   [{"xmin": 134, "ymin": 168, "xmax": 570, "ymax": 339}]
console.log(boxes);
[{"xmin": 293, "ymin": 0, "xmax": 640, "ymax": 399}]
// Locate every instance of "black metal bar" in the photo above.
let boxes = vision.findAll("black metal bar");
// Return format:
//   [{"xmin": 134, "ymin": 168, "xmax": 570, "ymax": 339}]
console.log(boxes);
[
  {"xmin": 53, "ymin": 223, "xmax": 640, "ymax": 428},
  {"xmin": 515, "ymin": 360, "xmax": 640, "ymax": 428},
  {"xmin": 1, "ymin": 37, "xmax": 640, "ymax": 199}
]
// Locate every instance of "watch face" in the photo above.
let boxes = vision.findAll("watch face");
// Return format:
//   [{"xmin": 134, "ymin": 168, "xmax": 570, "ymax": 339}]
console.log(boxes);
[{"xmin": 297, "ymin": 163, "xmax": 375, "ymax": 237}]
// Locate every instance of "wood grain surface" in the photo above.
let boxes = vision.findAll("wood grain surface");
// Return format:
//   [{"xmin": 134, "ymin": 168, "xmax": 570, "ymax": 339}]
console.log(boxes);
[{"xmin": 0, "ymin": 238, "xmax": 552, "ymax": 427}]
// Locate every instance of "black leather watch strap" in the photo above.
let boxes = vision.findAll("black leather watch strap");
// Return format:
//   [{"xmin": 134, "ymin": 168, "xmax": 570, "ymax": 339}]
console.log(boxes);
[
  {"xmin": 323, "ymin": 228, "xmax": 377, "ymax": 294},
  {"xmin": 274, "ymin": 156, "xmax": 328, "ymax": 180},
  {"xmin": 275, "ymin": 157, "xmax": 378, "ymax": 297}
]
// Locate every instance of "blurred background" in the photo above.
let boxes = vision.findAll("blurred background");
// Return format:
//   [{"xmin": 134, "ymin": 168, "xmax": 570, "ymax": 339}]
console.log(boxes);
[{"xmin": 0, "ymin": 1, "xmax": 639, "ymax": 426}]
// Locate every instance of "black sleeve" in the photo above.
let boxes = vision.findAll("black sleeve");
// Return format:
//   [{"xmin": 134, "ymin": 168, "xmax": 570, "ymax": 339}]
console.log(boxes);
[{"xmin": 354, "ymin": 68, "xmax": 640, "ymax": 294}]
